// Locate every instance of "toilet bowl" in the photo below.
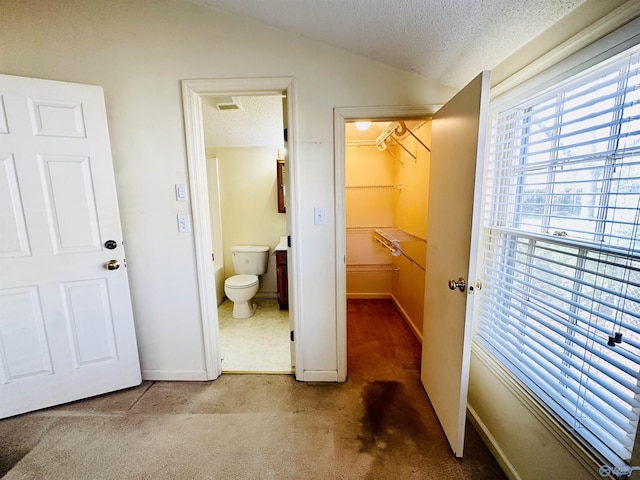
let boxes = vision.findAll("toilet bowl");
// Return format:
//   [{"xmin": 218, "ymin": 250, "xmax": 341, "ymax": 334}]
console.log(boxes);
[
  {"xmin": 224, "ymin": 274, "xmax": 259, "ymax": 319},
  {"xmin": 224, "ymin": 245, "xmax": 270, "ymax": 319}
]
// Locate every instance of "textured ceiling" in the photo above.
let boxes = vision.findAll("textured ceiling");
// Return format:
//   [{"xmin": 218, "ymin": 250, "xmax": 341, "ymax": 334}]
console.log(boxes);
[
  {"xmin": 202, "ymin": 95, "xmax": 284, "ymax": 148},
  {"xmin": 199, "ymin": 0, "xmax": 586, "ymax": 88},
  {"xmin": 203, "ymin": 95, "xmax": 418, "ymax": 148}
]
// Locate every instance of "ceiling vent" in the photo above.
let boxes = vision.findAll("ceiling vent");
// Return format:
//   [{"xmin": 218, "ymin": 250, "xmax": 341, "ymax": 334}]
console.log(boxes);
[{"xmin": 213, "ymin": 96, "xmax": 242, "ymax": 111}]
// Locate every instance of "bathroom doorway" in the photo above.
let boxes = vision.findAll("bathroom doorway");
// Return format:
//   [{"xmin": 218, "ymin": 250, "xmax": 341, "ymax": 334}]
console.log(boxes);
[
  {"xmin": 182, "ymin": 77, "xmax": 300, "ymax": 381},
  {"xmin": 203, "ymin": 93, "xmax": 292, "ymax": 373}
]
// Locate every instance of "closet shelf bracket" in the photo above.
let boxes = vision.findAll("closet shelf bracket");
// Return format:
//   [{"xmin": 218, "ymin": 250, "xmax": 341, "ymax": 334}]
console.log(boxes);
[
  {"xmin": 376, "ymin": 121, "xmax": 431, "ymax": 158},
  {"xmin": 395, "ymin": 121, "xmax": 431, "ymax": 153}
]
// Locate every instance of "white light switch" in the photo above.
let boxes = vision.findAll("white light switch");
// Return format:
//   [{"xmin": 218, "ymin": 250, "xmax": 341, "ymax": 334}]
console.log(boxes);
[
  {"xmin": 175, "ymin": 184, "xmax": 187, "ymax": 202},
  {"xmin": 177, "ymin": 214, "xmax": 191, "ymax": 233},
  {"xmin": 314, "ymin": 207, "xmax": 327, "ymax": 225}
]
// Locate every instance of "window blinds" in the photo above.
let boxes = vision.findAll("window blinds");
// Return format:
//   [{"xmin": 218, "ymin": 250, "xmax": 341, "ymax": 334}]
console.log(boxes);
[{"xmin": 476, "ymin": 44, "xmax": 640, "ymax": 465}]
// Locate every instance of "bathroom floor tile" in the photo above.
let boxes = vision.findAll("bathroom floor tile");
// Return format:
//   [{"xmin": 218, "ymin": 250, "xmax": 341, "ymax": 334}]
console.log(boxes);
[{"xmin": 218, "ymin": 299, "xmax": 292, "ymax": 373}]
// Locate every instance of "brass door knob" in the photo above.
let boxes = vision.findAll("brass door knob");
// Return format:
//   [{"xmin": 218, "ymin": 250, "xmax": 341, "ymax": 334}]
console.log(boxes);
[{"xmin": 106, "ymin": 260, "xmax": 120, "ymax": 270}]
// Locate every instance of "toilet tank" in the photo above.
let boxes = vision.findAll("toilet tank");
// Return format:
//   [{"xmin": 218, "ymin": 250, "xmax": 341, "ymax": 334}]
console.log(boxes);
[{"xmin": 231, "ymin": 245, "xmax": 270, "ymax": 275}]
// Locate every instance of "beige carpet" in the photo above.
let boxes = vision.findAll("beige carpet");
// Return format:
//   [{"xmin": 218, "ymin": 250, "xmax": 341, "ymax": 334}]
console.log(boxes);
[{"xmin": 0, "ymin": 299, "xmax": 507, "ymax": 480}]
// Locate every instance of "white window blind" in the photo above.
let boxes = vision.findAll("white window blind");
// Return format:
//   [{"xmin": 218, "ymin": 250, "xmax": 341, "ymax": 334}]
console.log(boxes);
[{"xmin": 476, "ymin": 43, "xmax": 640, "ymax": 466}]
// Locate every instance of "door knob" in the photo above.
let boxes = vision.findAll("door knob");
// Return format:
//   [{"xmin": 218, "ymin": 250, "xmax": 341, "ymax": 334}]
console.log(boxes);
[
  {"xmin": 448, "ymin": 278, "xmax": 466, "ymax": 292},
  {"xmin": 105, "ymin": 260, "xmax": 120, "ymax": 270}
]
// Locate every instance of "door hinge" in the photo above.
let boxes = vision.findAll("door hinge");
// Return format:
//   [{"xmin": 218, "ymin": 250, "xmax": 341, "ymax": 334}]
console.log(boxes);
[
  {"xmin": 290, "ymin": 331, "xmax": 294, "ymax": 342},
  {"xmin": 212, "ymin": 253, "xmax": 215, "ymax": 262},
  {"xmin": 287, "ymin": 235, "xmax": 292, "ymax": 248},
  {"xmin": 283, "ymin": 128, "xmax": 288, "ymax": 142},
  {"xmin": 123, "ymin": 257, "xmax": 127, "ymax": 268}
]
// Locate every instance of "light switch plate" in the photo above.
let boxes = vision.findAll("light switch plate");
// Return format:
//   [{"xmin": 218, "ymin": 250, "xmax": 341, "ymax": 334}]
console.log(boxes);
[
  {"xmin": 175, "ymin": 184, "xmax": 187, "ymax": 202},
  {"xmin": 314, "ymin": 207, "xmax": 327, "ymax": 225},
  {"xmin": 177, "ymin": 214, "xmax": 191, "ymax": 232}
]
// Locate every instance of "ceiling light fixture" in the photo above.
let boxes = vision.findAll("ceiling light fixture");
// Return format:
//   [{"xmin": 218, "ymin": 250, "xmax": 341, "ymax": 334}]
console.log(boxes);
[{"xmin": 355, "ymin": 121, "xmax": 371, "ymax": 131}]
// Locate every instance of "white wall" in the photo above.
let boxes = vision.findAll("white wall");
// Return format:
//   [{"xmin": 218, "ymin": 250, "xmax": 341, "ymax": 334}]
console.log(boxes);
[
  {"xmin": 345, "ymin": 135, "xmax": 398, "ymax": 298},
  {"xmin": 205, "ymin": 156, "xmax": 225, "ymax": 305},
  {"xmin": 0, "ymin": 0, "xmax": 456, "ymax": 378},
  {"xmin": 213, "ymin": 146, "xmax": 286, "ymax": 295}
]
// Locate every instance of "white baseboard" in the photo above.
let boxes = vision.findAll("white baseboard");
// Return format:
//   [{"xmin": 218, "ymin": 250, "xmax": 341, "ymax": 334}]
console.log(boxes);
[
  {"xmin": 390, "ymin": 294, "xmax": 423, "ymax": 344},
  {"xmin": 467, "ymin": 404, "xmax": 523, "ymax": 480},
  {"xmin": 345, "ymin": 293, "xmax": 423, "ymax": 343},
  {"xmin": 346, "ymin": 292, "xmax": 392, "ymax": 299},
  {"xmin": 141, "ymin": 369, "xmax": 209, "ymax": 381},
  {"xmin": 302, "ymin": 370, "xmax": 338, "ymax": 382}
]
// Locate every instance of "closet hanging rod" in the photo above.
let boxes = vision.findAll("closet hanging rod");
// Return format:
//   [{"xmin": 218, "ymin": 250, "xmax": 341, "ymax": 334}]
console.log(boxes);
[
  {"xmin": 347, "ymin": 263, "xmax": 399, "ymax": 273},
  {"xmin": 373, "ymin": 234, "xmax": 401, "ymax": 255},
  {"xmin": 374, "ymin": 230, "xmax": 426, "ymax": 272},
  {"xmin": 345, "ymin": 140, "xmax": 377, "ymax": 147},
  {"xmin": 345, "ymin": 139, "xmax": 404, "ymax": 164},
  {"xmin": 347, "ymin": 226, "xmax": 393, "ymax": 234}
]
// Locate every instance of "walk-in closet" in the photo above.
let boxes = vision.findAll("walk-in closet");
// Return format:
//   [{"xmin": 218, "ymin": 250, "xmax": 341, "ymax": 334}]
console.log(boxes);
[{"xmin": 345, "ymin": 119, "xmax": 431, "ymax": 340}]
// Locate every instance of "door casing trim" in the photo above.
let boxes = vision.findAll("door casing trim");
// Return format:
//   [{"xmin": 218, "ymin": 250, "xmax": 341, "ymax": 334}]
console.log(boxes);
[
  {"xmin": 333, "ymin": 105, "xmax": 440, "ymax": 381},
  {"xmin": 182, "ymin": 77, "xmax": 301, "ymax": 380}
]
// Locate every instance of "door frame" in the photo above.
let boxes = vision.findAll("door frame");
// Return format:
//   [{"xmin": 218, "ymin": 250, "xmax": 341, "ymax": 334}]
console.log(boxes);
[
  {"xmin": 182, "ymin": 77, "xmax": 301, "ymax": 380},
  {"xmin": 334, "ymin": 105, "xmax": 440, "ymax": 381}
]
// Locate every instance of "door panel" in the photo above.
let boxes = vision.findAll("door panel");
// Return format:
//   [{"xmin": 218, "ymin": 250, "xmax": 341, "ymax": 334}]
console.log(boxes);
[
  {"xmin": 42, "ymin": 156, "xmax": 101, "ymax": 252},
  {"xmin": 0, "ymin": 74, "xmax": 141, "ymax": 418},
  {"xmin": 420, "ymin": 71, "xmax": 490, "ymax": 457},
  {"xmin": 0, "ymin": 154, "xmax": 30, "ymax": 257},
  {"xmin": 0, "ymin": 286, "xmax": 52, "ymax": 382},
  {"xmin": 62, "ymin": 279, "xmax": 118, "ymax": 366}
]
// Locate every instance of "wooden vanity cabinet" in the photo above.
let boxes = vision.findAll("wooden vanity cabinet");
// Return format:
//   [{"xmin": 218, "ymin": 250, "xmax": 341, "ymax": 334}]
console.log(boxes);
[{"xmin": 276, "ymin": 250, "xmax": 288, "ymax": 310}]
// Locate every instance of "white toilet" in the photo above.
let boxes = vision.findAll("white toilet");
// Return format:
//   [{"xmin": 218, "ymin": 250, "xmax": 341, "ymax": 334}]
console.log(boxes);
[{"xmin": 224, "ymin": 245, "xmax": 270, "ymax": 319}]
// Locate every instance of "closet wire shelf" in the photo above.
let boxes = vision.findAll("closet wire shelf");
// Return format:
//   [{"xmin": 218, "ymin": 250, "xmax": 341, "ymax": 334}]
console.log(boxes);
[
  {"xmin": 345, "ymin": 184, "xmax": 401, "ymax": 190},
  {"xmin": 346, "ymin": 264, "xmax": 399, "ymax": 273},
  {"xmin": 374, "ymin": 228, "xmax": 426, "ymax": 271}
]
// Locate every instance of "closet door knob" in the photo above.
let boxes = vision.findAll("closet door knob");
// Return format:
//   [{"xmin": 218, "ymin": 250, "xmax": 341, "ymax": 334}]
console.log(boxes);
[{"xmin": 448, "ymin": 278, "xmax": 466, "ymax": 292}]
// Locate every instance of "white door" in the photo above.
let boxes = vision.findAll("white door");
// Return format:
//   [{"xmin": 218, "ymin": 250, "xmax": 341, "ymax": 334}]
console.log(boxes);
[
  {"xmin": 0, "ymin": 74, "xmax": 141, "ymax": 418},
  {"xmin": 420, "ymin": 71, "xmax": 491, "ymax": 457}
]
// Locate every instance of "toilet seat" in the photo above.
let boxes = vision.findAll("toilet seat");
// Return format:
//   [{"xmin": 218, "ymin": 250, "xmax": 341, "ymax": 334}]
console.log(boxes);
[{"xmin": 225, "ymin": 274, "xmax": 258, "ymax": 289}]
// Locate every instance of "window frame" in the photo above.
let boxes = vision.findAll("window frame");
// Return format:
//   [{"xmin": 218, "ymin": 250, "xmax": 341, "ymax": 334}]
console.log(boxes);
[{"xmin": 475, "ymin": 29, "xmax": 640, "ymax": 469}]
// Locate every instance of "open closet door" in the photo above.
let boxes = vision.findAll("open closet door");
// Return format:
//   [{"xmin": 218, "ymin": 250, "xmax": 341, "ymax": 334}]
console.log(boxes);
[{"xmin": 420, "ymin": 71, "xmax": 490, "ymax": 457}]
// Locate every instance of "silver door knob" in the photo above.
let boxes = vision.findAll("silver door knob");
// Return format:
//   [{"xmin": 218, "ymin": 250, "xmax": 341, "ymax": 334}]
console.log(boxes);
[
  {"xmin": 448, "ymin": 278, "xmax": 466, "ymax": 292},
  {"xmin": 106, "ymin": 260, "xmax": 120, "ymax": 270}
]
